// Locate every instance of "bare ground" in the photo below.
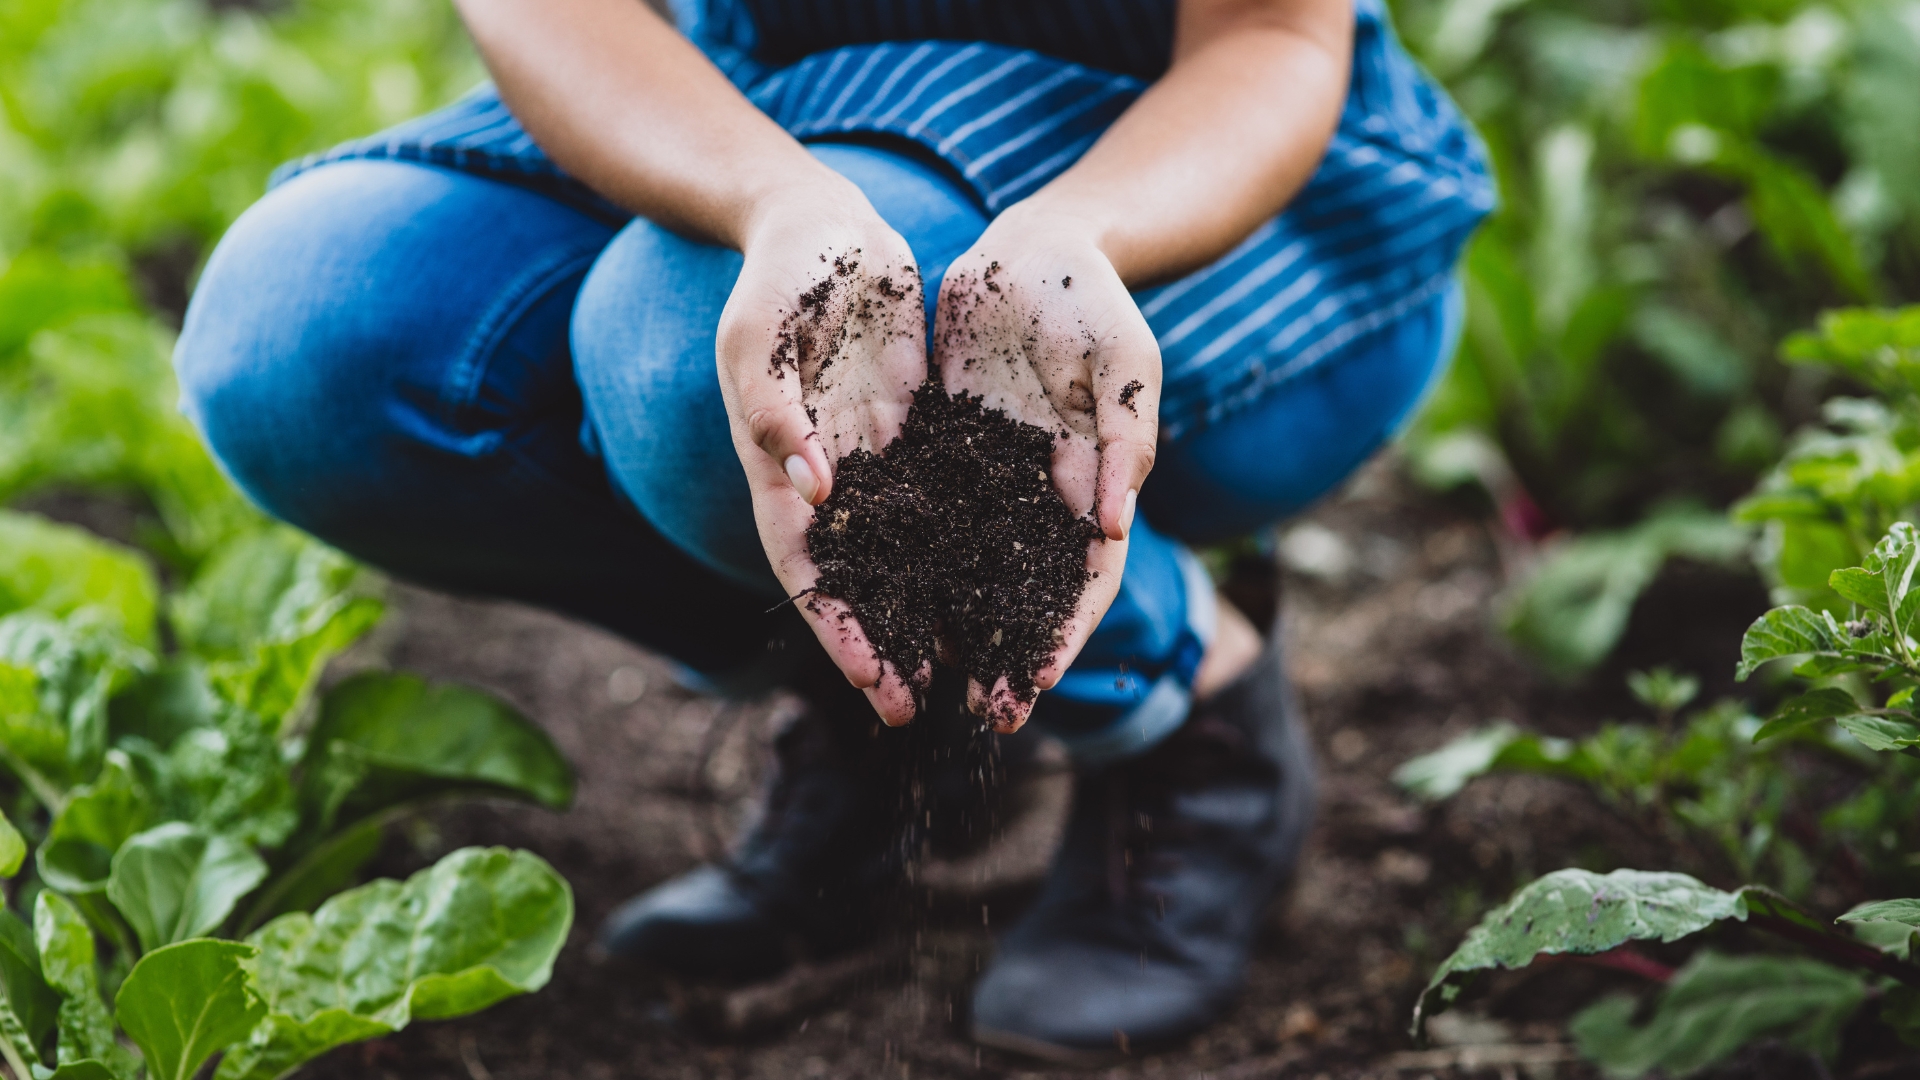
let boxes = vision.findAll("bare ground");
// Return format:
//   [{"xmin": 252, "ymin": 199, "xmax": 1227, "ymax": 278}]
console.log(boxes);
[{"xmin": 294, "ymin": 459, "xmax": 1819, "ymax": 1080}]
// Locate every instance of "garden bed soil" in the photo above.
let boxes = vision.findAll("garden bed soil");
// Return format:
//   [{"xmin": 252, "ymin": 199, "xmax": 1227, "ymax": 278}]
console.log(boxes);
[{"xmin": 298, "ymin": 456, "xmax": 1882, "ymax": 1080}]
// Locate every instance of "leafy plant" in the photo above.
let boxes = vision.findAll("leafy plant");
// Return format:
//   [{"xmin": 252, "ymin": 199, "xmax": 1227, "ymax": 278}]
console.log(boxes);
[
  {"xmin": 1408, "ymin": 521, "xmax": 1920, "ymax": 1075},
  {"xmin": 1391, "ymin": 0, "xmax": 1920, "ymax": 674},
  {"xmin": 0, "ymin": 508, "xmax": 577, "ymax": 1078},
  {"xmin": 1736, "ymin": 305, "xmax": 1920, "ymax": 611},
  {"xmin": 0, "ymin": 6, "xmax": 587, "ymax": 1075}
]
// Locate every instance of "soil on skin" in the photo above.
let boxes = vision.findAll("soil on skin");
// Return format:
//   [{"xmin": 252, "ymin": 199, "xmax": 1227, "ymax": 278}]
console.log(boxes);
[
  {"xmin": 807, "ymin": 382, "xmax": 1102, "ymax": 715},
  {"xmin": 291, "ymin": 456, "xmax": 1909, "ymax": 1080}
]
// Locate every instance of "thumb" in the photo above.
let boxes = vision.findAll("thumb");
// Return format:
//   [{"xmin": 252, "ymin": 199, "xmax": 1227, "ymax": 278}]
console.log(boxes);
[{"xmin": 744, "ymin": 399, "xmax": 833, "ymax": 505}]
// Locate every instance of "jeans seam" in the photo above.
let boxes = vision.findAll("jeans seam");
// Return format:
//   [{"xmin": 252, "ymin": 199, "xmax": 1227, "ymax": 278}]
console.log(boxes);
[{"xmin": 441, "ymin": 243, "xmax": 605, "ymax": 433}]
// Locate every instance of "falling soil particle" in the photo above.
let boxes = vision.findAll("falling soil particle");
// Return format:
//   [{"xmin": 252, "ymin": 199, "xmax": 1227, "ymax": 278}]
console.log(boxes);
[{"xmin": 806, "ymin": 382, "xmax": 1103, "ymax": 720}]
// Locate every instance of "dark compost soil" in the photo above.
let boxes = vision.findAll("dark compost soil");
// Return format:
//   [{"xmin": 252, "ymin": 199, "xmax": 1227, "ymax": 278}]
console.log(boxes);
[
  {"xmin": 281, "ymin": 456, "xmax": 1917, "ymax": 1080},
  {"xmin": 807, "ymin": 382, "xmax": 1101, "ymax": 713}
]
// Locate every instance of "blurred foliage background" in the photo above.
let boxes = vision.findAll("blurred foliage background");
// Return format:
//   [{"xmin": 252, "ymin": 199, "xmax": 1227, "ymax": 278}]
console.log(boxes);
[
  {"xmin": 1389, "ymin": 0, "xmax": 1920, "ymax": 674},
  {"xmin": 0, "ymin": 0, "xmax": 479, "ymax": 568},
  {"xmin": 3, "ymin": 0, "xmax": 1919, "ymax": 673}
]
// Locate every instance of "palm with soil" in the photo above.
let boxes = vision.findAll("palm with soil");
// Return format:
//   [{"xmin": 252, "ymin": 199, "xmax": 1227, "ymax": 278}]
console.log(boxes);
[{"xmin": 932, "ymin": 223, "xmax": 1162, "ymax": 729}]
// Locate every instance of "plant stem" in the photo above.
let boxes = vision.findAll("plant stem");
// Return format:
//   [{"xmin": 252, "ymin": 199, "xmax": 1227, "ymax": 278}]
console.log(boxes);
[
  {"xmin": 234, "ymin": 801, "xmax": 426, "ymax": 935},
  {"xmin": 1748, "ymin": 912, "xmax": 1920, "ymax": 988},
  {"xmin": 0, "ymin": 1030, "xmax": 33, "ymax": 1080},
  {"xmin": 0, "ymin": 744, "xmax": 65, "ymax": 815}
]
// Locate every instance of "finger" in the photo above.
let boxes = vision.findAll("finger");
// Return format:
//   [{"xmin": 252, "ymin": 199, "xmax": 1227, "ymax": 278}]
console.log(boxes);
[
  {"xmin": 741, "ymin": 459, "xmax": 884, "ymax": 690},
  {"xmin": 864, "ymin": 658, "xmax": 929, "ymax": 726},
  {"xmin": 967, "ymin": 676, "xmax": 1033, "ymax": 734},
  {"xmin": 1033, "ymin": 529, "xmax": 1128, "ymax": 692},
  {"xmin": 1092, "ymin": 338, "xmax": 1160, "ymax": 542},
  {"xmin": 718, "ymin": 320, "xmax": 836, "ymax": 508}
]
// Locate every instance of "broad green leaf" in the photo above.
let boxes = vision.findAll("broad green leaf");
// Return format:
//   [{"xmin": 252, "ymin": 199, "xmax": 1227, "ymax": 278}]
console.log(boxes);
[
  {"xmin": 1737, "ymin": 605, "xmax": 1845, "ymax": 680},
  {"xmin": 216, "ymin": 847, "xmax": 571, "ymax": 1080},
  {"xmin": 1840, "ymin": 898, "xmax": 1920, "ymax": 960},
  {"xmin": 1569, "ymin": 952, "xmax": 1866, "ymax": 1078},
  {"xmin": 1502, "ymin": 506, "xmax": 1747, "ymax": 676},
  {"xmin": 108, "ymin": 823, "xmax": 268, "ymax": 952},
  {"xmin": 1393, "ymin": 723, "xmax": 1589, "ymax": 800},
  {"xmin": 116, "ymin": 940, "xmax": 266, "ymax": 1080},
  {"xmin": 1753, "ymin": 687, "xmax": 1863, "ymax": 742},
  {"xmin": 1394, "ymin": 724, "xmax": 1525, "ymax": 800},
  {"xmin": 33, "ymin": 893, "xmax": 129, "ymax": 1074},
  {"xmin": 0, "ymin": 910, "xmax": 58, "ymax": 1069},
  {"xmin": 0, "ymin": 511, "xmax": 157, "ymax": 646},
  {"xmin": 169, "ymin": 529, "xmax": 383, "ymax": 728},
  {"xmin": 0, "ymin": 806, "xmax": 22, "ymax": 877},
  {"xmin": 205, "ymin": 596, "xmax": 382, "ymax": 729},
  {"xmin": 111, "ymin": 663, "xmax": 298, "ymax": 849},
  {"xmin": 0, "ymin": 611, "xmax": 150, "ymax": 780},
  {"xmin": 1414, "ymin": 869, "xmax": 1748, "ymax": 1036},
  {"xmin": 1736, "ymin": 149, "xmax": 1875, "ymax": 301},
  {"xmin": 1837, "ymin": 713, "xmax": 1920, "ymax": 752},
  {"xmin": 1840, "ymin": 898, "xmax": 1920, "ymax": 929},
  {"xmin": 300, "ymin": 674, "xmax": 574, "ymax": 836},
  {"xmin": 37, "ymin": 754, "xmax": 154, "ymax": 895}
]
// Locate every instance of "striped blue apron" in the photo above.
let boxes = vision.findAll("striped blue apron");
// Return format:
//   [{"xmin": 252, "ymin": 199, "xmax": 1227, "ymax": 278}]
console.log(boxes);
[{"xmin": 275, "ymin": 0, "xmax": 1493, "ymax": 440}]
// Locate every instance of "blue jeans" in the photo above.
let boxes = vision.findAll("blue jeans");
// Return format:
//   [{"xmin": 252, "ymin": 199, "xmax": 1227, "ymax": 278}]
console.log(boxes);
[{"xmin": 175, "ymin": 145, "xmax": 1458, "ymax": 763}]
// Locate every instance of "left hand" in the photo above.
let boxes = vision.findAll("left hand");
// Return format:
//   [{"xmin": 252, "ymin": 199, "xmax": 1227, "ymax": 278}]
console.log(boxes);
[{"xmin": 931, "ymin": 203, "xmax": 1161, "ymax": 731}]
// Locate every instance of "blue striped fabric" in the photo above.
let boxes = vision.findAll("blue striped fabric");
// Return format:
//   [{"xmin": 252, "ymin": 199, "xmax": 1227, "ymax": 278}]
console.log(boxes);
[{"xmin": 274, "ymin": 0, "xmax": 1492, "ymax": 438}]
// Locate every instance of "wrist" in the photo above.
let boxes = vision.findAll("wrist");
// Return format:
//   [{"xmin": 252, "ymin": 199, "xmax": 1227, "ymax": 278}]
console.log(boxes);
[
  {"xmin": 731, "ymin": 166, "xmax": 873, "ymax": 253},
  {"xmin": 990, "ymin": 195, "xmax": 1136, "ymax": 282}
]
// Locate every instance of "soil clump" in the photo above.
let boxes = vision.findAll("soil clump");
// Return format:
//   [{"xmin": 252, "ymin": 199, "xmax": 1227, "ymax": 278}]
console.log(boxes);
[{"xmin": 805, "ymin": 382, "xmax": 1101, "ymax": 716}]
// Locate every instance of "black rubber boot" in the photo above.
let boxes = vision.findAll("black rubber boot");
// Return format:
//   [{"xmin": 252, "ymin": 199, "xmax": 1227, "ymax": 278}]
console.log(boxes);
[
  {"xmin": 969, "ymin": 625, "xmax": 1316, "ymax": 1061},
  {"xmin": 598, "ymin": 671, "xmax": 1026, "ymax": 981}
]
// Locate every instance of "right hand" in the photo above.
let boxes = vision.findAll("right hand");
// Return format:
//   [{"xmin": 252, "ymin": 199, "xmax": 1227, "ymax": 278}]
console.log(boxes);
[{"xmin": 714, "ymin": 180, "xmax": 930, "ymax": 725}]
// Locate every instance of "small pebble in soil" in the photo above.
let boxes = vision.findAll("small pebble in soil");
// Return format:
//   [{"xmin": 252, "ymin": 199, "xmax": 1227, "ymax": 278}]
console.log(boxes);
[{"xmin": 806, "ymin": 382, "xmax": 1103, "ymax": 724}]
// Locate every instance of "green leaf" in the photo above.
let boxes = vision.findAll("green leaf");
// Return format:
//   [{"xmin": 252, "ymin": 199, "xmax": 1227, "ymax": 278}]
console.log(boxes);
[
  {"xmin": 1753, "ymin": 687, "xmax": 1862, "ymax": 742},
  {"xmin": 33, "ymin": 893, "xmax": 130, "ymax": 1074},
  {"xmin": 1392, "ymin": 723, "xmax": 1590, "ymax": 801},
  {"xmin": 1737, "ymin": 606, "xmax": 1845, "ymax": 680},
  {"xmin": 215, "ymin": 848, "xmax": 571, "ymax": 1080},
  {"xmin": 111, "ymin": 663, "xmax": 299, "ymax": 850},
  {"xmin": 1502, "ymin": 506, "xmax": 1748, "ymax": 676},
  {"xmin": 115, "ymin": 940, "xmax": 266, "ymax": 1080},
  {"xmin": 0, "ymin": 806, "xmax": 23, "ymax": 877},
  {"xmin": 0, "ymin": 511, "xmax": 157, "ymax": 646},
  {"xmin": 37, "ymin": 754, "xmax": 154, "ymax": 895},
  {"xmin": 169, "ymin": 529, "xmax": 383, "ymax": 728},
  {"xmin": 1414, "ymin": 869, "xmax": 1749, "ymax": 1036},
  {"xmin": 0, "ymin": 909, "xmax": 58, "ymax": 1069},
  {"xmin": 1840, "ymin": 899, "xmax": 1920, "ymax": 960},
  {"xmin": 108, "ymin": 823, "xmax": 268, "ymax": 953},
  {"xmin": 1837, "ymin": 713, "xmax": 1920, "ymax": 752},
  {"xmin": 300, "ymin": 674, "xmax": 574, "ymax": 832},
  {"xmin": 1569, "ymin": 952, "xmax": 1867, "ymax": 1078},
  {"xmin": 0, "ymin": 612, "xmax": 150, "ymax": 782},
  {"xmin": 1840, "ymin": 898, "xmax": 1920, "ymax": 929}
]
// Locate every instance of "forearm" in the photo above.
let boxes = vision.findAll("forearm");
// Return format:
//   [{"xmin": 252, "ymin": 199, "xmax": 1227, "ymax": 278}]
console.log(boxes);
[
  {"xmin": 453, "ymin": 0, "xmax": 857, "ymax": 249},
  {"xmin": 1014, "ymin": 0, "xmax": 1352, "ymax": 286}
]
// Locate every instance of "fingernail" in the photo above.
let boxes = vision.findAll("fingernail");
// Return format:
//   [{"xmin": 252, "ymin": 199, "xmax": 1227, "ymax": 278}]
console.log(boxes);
[
  {"xmin": 785, "ymin": 454, "xmax": 819, "ymax": 503},
  {"xmin": 1120, "ymin": 488, "xmax": 1138, "ymax": 538}
]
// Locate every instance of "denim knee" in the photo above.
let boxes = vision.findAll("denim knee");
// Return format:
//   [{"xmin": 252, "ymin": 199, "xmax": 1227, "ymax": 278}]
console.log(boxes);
[{"xmin": 176, "ymin": 160, "xmax": 611, "ymax": 538}]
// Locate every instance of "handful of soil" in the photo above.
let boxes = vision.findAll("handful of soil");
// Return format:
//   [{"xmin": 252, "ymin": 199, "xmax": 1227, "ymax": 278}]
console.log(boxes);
[{"xmin": 806, "ymin": 382, "xmax": 1103, "ymax": 720}]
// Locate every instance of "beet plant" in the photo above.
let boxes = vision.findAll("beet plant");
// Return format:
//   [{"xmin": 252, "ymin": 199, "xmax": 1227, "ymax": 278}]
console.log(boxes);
[
  {"xmin": 0, "ymin": 513, "xmax": 574, "ymax": 1079},
  {"xmin": 1404, "ymin": 306, "xmax": 1920, "ymax": 1076}
]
